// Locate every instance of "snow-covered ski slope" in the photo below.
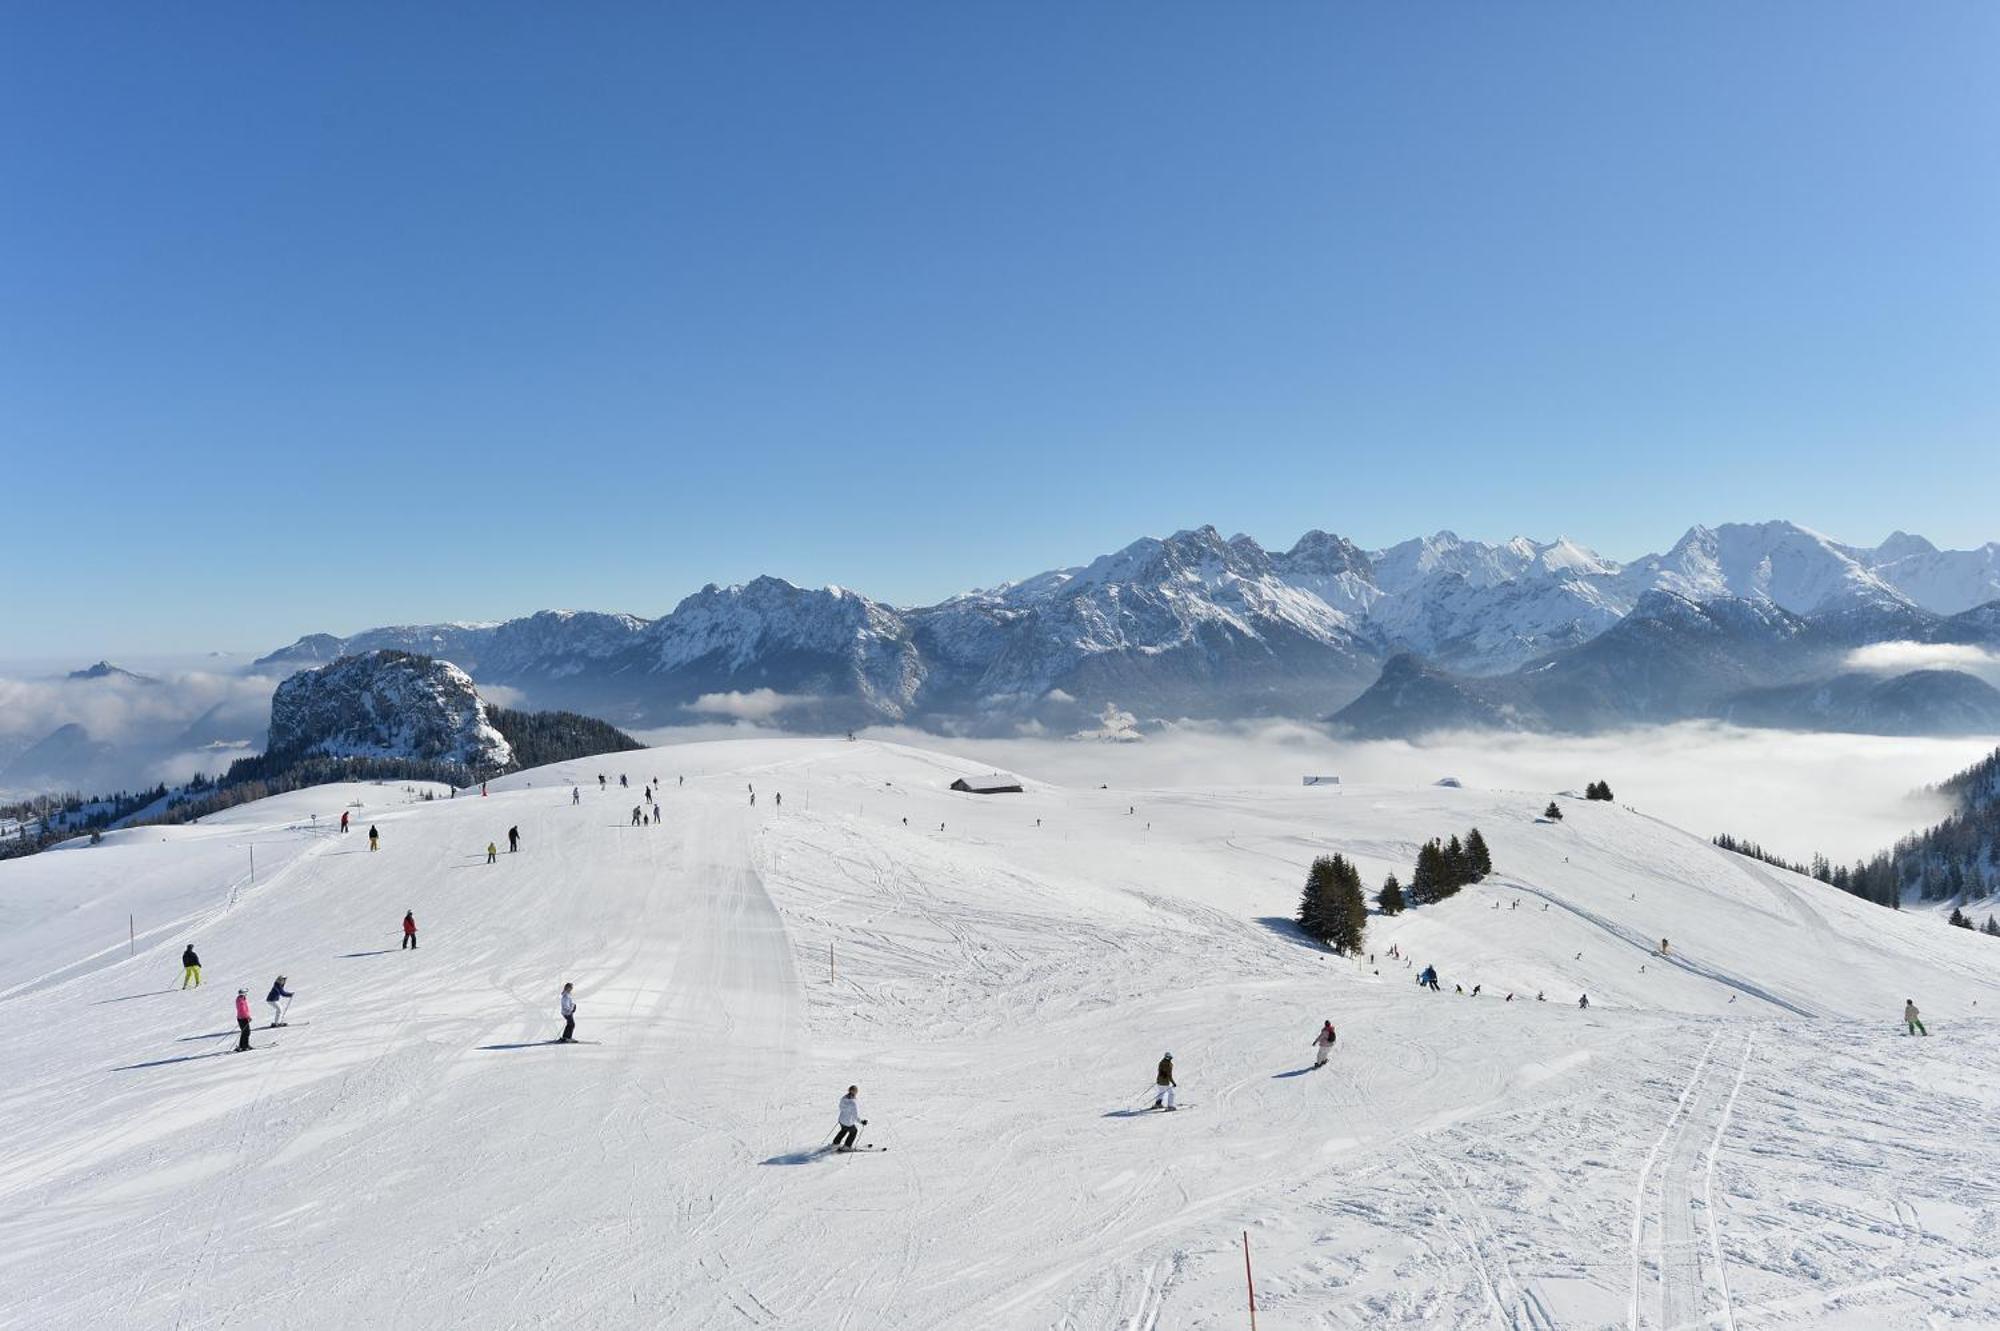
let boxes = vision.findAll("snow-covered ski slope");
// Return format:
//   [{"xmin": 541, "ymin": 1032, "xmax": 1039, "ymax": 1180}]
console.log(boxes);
[{"xmin": 1, "ymin": 740, "xmax": 1996, "ymax": 1330}]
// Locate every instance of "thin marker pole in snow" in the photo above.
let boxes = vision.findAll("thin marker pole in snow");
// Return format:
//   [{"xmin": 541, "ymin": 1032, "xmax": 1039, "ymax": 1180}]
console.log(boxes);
[
  {"xmin": 1244, "ymin": 1231, "xmax": 1258, "ymax": 1330},
  {"xmin": 249, "ymin": 845, "xmax": 256, "ymax": 885},
  {"xmin": 129, "ymin": 914, "xmax": 134, "ymax": 957}
]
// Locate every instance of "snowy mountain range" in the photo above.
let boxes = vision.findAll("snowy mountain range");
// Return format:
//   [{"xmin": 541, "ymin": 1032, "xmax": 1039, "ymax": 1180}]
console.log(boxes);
[{"xmin": 242, "ymin": 520, "xmax": 2000, "ymax": 742}]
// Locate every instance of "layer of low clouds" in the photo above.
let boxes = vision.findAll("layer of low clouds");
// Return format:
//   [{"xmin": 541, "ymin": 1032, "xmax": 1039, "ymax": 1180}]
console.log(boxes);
[
  {"xmin": 843, "ymin": 720, "xmax": 1997, "ymax": 866},
  {"xmin": 0, "ymin": 671, "xmax": 276, "ymax": 746},
  {"xmin": 1844, "ymin": 641, "xmax": 2000, "ymax": 686},
  {"xmin": 682, "ymin": 690, "xmax": 816, "ymax": 722}
]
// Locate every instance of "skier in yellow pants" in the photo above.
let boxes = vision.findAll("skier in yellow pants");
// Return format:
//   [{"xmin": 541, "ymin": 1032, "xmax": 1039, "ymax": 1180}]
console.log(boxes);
[{"xmin": 181, "ymin": 943, "xmax": 202, "ymax": 988}]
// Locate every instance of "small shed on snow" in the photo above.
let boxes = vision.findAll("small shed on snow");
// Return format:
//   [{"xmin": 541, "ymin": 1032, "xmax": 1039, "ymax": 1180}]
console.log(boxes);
[{"xmin": 950, "ymin": 774, "xmax": 1023, "ymax": 795}]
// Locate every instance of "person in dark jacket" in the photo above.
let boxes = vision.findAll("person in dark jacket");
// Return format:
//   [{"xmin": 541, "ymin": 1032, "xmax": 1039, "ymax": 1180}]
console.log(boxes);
[
  {"xmin": 1153, "ymin": 1054, "xmax": 1177, "ymax": 1110},
  {"xmin": 507, "ymin": 826, "xmax": 519, "ymax": 853},
  {"xmin": 402, "ymin": 912, "xmax": 418, "ymax": 949},
  {"xmin": 266, "ymin": 976, "xmax": 294, "ymax": 1027},
  {"xmin": 181, "ymin": 945, "xmax": 202, "ymax": 989},
  {"xmin": 368, "ymin": 825, "xmax": 380, "ymax": 851}
]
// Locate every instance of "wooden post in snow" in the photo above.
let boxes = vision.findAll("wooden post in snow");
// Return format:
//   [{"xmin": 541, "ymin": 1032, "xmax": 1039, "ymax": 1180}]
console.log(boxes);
[{"xmin": 1244, "ymin": 1231, "xmax": 1258, "ymax": 1330}]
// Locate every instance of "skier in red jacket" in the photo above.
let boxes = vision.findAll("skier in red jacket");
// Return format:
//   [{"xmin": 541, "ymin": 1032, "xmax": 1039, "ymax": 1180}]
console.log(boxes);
[
  {"xmin": 234, "ymin": 990, "xmax": 253, "ymax": 1051},
  {"xmin": 403, "ymin": 911, "xmax": 418, "ymax": 950}
]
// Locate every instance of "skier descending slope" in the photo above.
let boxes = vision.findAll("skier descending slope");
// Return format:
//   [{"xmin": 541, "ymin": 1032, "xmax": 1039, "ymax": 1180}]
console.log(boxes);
[
  {"xmin": 558, "ymin": 983, "xmax": 577, "ymax": 1043},
  {"xmin": 1905, "ymin": 999, "xmax": 1928, "ymax": 1036},
  {"xmin": 368, "ymin": 825, "xmax": 379, "ymax": 852},
  {"xmin": 234, "ymin": 990, "xmax": 253, "ymax": 1051},
  {"xmin": 487, "ymin": 842, "xmax": 498, "ymax": 864},
  {"xmin": 181, "ymin": 944, "xmax": 202, "ymax": 989},
  {"xmin": 266, "ymin": 976, "xmax": 294, "ymax": 1027},
  {"xmin": 833, "ymin": 1086, "xmax": 867, "ymax": 1152},
  {"xmin": 1153, "ymin": 1054, "xmax": 1178, "ymax": 1110},
  {"xmin": 1311, "ymin": 1020, "xmax": 1336, "ymax": 1068},
  {"xmin": 508, "ymin": 826, "xmax": 519, "ymax": 854},
  {"xmin": 402, "ymin": 912, "xmax": 417, "ymax": 950}
]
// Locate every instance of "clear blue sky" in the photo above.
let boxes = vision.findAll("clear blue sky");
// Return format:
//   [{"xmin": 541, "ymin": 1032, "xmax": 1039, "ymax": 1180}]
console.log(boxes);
[{"xmin": 3, "ymin": 3, "xmax": 1995, "ymax": 658}]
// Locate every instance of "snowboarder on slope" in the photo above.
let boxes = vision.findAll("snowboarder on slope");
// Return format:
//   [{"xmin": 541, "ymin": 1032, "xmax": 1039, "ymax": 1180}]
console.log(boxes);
[
  {"xmin": 487, "ymin": 842, "xmax": 498, "ymax": 863},
  {"xmin": 559, "ymin": 983, "xmax": 577, "ymax": 1043},
  {"xmin": 631, "ymin": 806, "xmax": 642, "ymax": 826},
  {"xmin": 181, "ymin": 944, "xmax": 202, "ymax": 988},
  {"xmin": 340, "ymin": 810, "xmax": 349, "ymax": 833},
  {"xmin": 368, "ymin": 825, "xmax": 380, "ymax": 851},
  {"xmin": 234, "ymin": 989, "xmax": 253, "ymax": 1051},
  {"xmin": 402, "ymin": 912, "xmax": 417, "ymax": 949},
  {"xmin": 1904, "ymin": 999, "xmax": 1927, "ymax": 1036},
  {"xmin": 833, "ymin": 1086, "xmax": 866, "ymax": 1151},
  {"xmin": 1153, "ymin": 1054, "xmax": 1178, "ymax": 1110},
  {"xmin": 1312, "ymin": 1021, "xmax": 1336, "ymax": 1067},
  {"xmin": 508, "ymin": 826, "xmax": 519, "ymax": 853},
  {"xmin": 572, "ymin": 787, "xmax": 580, "ymax": 805},
  {"xmin": 1578, "ymin": 993, "xmax": 1590, "ymax": 1010},
  {"xmin": 266, "ymin": 976, "xmax": 293, "ymax": 1027}
]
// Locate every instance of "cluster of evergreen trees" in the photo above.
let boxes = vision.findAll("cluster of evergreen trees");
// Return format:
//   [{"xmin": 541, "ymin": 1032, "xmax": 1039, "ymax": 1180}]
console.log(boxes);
[
  {"xmin": 1584, "ymin": 780, "xmax": 1615, "ymax": 801},
  {"xmin": 1946, "ymin": 906, "xmax": 2000, "ymax": 936},
  {"xmin": 1373, "ymin": 827, "xmax": 1491, "ymax": 917},
  {"xmin": 486, "ymin": 707, "xmax": 643, "ymax": 770},
  {"xmin": 0, "ymin": 784, "xmax": 176, "ymax": 861},
  {"xmin": 1713, "ymin": 744, "xmax": 2000, "ymax": 912},
  {"xmin": 1296, "ymin": 854, "xmax": 1369, "ymax": 953}
]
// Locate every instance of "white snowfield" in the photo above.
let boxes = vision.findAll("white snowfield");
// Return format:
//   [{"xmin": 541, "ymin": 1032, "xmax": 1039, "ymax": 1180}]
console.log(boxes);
[{"xmin": 1, "ymin": 740, "xmax": 1996, "ymax": 1330}]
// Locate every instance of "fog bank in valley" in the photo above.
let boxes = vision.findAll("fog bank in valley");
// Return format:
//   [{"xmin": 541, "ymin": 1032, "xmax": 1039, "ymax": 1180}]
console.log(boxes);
[{"xmin": 642, "ymin": 720, "xmax": 1997, "ymax": 867}]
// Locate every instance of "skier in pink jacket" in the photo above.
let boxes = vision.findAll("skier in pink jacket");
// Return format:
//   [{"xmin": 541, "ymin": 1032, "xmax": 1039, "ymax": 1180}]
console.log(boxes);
[{"xmin": 234, "ymin": 990, "xmax": 253, "ymax": 1051}]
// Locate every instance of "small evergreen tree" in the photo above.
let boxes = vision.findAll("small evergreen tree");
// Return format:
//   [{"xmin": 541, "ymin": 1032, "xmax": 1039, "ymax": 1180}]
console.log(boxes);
[
  {"xmin": 1584, "ymin": 780, "xmax": 1615, "ymax": 801},
  {"xmin": 1948, "ymin": 905, "xmax": 1972, "ymax": 929},
  {"xmin": 1544, "ymin": 800, "xmax": 1563, "ymax": 821},
  {"xmin": 1328, "ymin": 857, "xmax": 1369, "ymax": 955},
  {"xmin": 1378, "ymin": 873, "xmax": 1405, "ymax": 916},
  {"xmin": 1466, "ymin": 827, "xmax": 1493, "ymax": 879},
  {"xmin": 1984, "ymin": 914, "xmax": 2000, "ymax": 937}
]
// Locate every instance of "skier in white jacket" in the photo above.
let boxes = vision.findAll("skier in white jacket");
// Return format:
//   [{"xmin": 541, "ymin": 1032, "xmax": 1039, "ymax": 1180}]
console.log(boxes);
[
  {"xmin": 559, "ymin": 983, "xmax": 577, "ymax": 1043},
  {"xmin": 833, "ymin": 1086, "xmax": 866, "ymax": 1152},
  {"xmin": 1311, "ymin": 1020, "xmax": 1337, "ymax": 1068}
]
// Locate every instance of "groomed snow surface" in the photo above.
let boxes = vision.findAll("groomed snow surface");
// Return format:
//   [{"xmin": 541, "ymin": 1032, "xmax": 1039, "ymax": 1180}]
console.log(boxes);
[{"xmin": 2, "ymin": 740, "xmax": 1996, "ymax": 1330}]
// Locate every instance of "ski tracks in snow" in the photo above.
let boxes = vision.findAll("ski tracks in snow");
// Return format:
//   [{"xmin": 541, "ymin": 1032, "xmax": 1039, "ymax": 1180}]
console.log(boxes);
[{"xmin": 1630, "ymin": 1029, "xmax": 1754, "ymax": 1331}]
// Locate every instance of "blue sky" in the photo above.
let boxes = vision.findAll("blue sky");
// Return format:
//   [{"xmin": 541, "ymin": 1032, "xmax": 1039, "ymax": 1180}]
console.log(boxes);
[{"xmin": 3, "ymin": 3, "xmax": 1995, "ymax": 658}]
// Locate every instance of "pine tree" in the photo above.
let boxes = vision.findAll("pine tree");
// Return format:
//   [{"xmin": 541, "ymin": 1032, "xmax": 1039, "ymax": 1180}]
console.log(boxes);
[
  {"xmin": 1444, "ymin": 834, "xmax": 1468, "ymax": 889},
  {"xmin": 1466, "ymin": 827, "xmax": 1493, "ymax": 879},
  {"xmin": 1410, "ymin": 839, "xmax": 1444, "ymax": 905},
  {"xmin": 1328, "ymin": 856, "xmax": 1369, "ymax": 955},
  {"xmin": 1299, "ymin": 854, "xmax": 1368, "ymax": 953},
  {"xmin": 1544, "ymin": 800, "xmax": 1563, "ymax": 821},
  {"xmin": 1378, "ymin": 873, "xmax": 1405, "ymax": 916},
  {"xmin": 1984, "ymin": 914, "xmax": 2000, "ymax": 937},
  {"xmin": 1948, "ymin": 905, "xmax": 1972, "ymax": 929},
  {"xmin": 1298, "ymin": 856, "xmax": 1342, "ymax": 945}
]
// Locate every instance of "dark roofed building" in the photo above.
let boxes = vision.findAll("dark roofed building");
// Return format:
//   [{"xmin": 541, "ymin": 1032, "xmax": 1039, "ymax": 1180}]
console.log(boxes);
[{"xmin": 949, "ymin": 774, "xmax": 1023, "ymax": 795}]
